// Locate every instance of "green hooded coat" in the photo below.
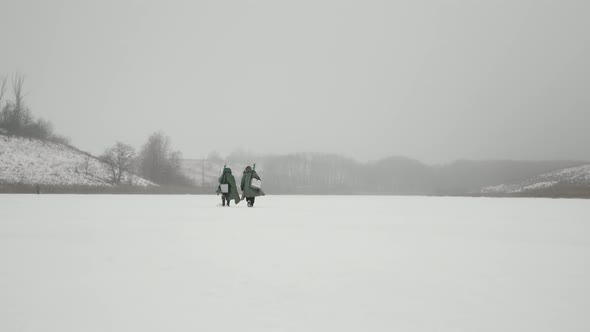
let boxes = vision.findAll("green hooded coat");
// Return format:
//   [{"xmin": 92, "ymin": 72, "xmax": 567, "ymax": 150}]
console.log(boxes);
[
  {"xmin": 218, "ymin": 168, "xmax": 241, "ymax": 204},
  {"xmin": 240, "ymin": 166, "xmax": 265, "ymax": 198}
]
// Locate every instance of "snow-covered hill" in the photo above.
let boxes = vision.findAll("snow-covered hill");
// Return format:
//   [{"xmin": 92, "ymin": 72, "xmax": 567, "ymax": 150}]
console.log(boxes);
[
  {"xmin": 481, "ymin": 164, "xmax": 590, "ymax": 194},
  {"xmin": 0, "ymin": 135, "xmax": 153, "ymax": 187}
]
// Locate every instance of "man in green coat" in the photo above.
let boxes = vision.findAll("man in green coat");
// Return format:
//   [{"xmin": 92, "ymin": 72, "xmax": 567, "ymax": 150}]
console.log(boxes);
[
  {"xmin": 240, "ymin": 165, "xmax": 265, "ymax": 207},
  {"xmin": 217, "ymin": 167, "xmax": 240, "ymax": 206}
]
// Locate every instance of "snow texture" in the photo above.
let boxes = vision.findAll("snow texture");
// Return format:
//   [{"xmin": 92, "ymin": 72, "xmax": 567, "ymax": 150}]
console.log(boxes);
[
  {"xmin": 1, "ymin": 195, "xmax": 589, "ymax": 332},
  {"xmin": 0, "ymin": 135, "xmax": 153, "ymax": 186},
  {"xmin": 482, "ymin": 164, "xmax": 590, "ymax": 194}
]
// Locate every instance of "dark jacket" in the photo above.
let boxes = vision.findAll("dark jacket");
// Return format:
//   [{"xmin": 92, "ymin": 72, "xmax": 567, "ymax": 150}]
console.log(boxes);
[
  {"xmin": 218, "ymin": 168, "xmax": 241, "ymax": 203},
  {"xmin": 240, "ymin": 166, "xmax": 265, "ymax": 197}
]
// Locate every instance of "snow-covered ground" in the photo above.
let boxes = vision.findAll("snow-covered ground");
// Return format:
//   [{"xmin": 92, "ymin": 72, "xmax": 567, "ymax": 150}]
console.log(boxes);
[
  {"xmin": 0, "ymin": 135, "xmax": 153, "ymax": 186},
  {"xmin": 1, "ymin": 195, "xmax": 589, "ymax": 332},
  {"xmin": 482, "ymin": 164, "xmax": 590, "ymax": 194}
]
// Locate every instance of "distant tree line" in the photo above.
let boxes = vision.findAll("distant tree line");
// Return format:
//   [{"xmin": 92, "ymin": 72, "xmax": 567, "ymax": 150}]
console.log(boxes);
[
  {"xmin": 226, "ymin": 153, "xmax": 434, "ymax": 195},
  {"xmin": 3, "ymin": 74, "xmax": 584, "ymax": 193},
  {"xmin": 0, "ymin": 74, "xmax": 193, "ymax": 188},
  {"xmin": 101, "ymin": 132, "xmax": 193, "ymax": 187},
  {"xmin": 0, "ymin": 73, "xmax": 69, "ymax": 144},
  {"xmin": 223, "ymin": 152, "xmax": 585, "ymax": 195}
]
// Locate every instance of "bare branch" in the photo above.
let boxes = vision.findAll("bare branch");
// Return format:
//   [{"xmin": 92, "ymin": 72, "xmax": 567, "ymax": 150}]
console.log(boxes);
[
  {"xmin": 102, "ymin": 142, "xmax": 136, "ymax": 184},
  {"xmin": 12, "ymin": 72, "xmax": 25, "ymax": 111},
  {"xmin": 0, "ymin": 75, "xmax": 7, "ymax": 106}
]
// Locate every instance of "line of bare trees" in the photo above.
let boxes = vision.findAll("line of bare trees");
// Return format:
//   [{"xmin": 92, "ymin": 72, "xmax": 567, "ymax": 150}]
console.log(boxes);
[
  {"xmin": 101, "ymin": 132, "xmax": 193, "ymax": 186},
  {"xmin": 0, "ymin": 73, "xmax": 192, "ymax": 187},
  {"xmin": 0, "ymin": 73, "xmax": 69, "ymax": 144},
  {"xmin": 223, "ymin": 152, "xmax": 586, "ymax": 195}
]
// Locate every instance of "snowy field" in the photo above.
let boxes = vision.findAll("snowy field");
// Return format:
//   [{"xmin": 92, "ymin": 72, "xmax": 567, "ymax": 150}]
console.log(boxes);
[{"xmin": 1, "ymin": 195, "xmax": 589, "ymax": 332}]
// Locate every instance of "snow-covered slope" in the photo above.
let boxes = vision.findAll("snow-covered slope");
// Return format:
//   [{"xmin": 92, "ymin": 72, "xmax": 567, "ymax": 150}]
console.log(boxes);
[
  {"xmin": 0, "ymin": 135, "xmax": 153, "ymax": 186},
  {"xmin": 482, "ymin": 164, "xmax": 590, "ymax": 194}
]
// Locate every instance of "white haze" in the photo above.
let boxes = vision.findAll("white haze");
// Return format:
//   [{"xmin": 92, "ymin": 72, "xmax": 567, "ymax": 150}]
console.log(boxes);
[{"xmin": 0, "ymin": 0, "xmax": 589, "ymax": 162}]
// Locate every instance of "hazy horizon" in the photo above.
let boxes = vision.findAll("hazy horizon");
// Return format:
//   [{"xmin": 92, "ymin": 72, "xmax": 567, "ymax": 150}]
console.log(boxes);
[{"xmin": 1, "ymin": 0, "xmax": 589, "ymax": 163}]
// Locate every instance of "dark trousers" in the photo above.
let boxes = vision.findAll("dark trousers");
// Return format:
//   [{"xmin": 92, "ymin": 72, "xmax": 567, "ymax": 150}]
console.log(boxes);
[{"xmin": 222, "ymin": 194, "xmax": 230, "ymax": 206}]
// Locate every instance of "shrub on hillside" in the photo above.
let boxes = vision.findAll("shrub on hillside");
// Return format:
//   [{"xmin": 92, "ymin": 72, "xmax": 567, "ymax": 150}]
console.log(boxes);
[{"xmin": 0, "ymin": 73, "xmax": 69, "ymax": 144}]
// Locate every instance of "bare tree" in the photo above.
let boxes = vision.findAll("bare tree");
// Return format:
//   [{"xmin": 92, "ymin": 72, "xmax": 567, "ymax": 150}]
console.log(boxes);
[
  {"xmin": 0, "ymin": 73, "xmax": 32, "ymax": 134},
  {"xmin": 13, "ymin": 73, "xmax": 25, "ymax": 112},
  {"xmin": 0, "ymin": 75, "xmax": 7, "ymax": 107},
  {"xmin": 0, "ymin": 75, "xmax": 7, "ymax": 134},
  {"xmin": 11, "ymin": 73, "xmax": 30, "ymax": 129},
  {"xmin": 102, "ymin": 142, "xmax": 136, "ymax": 184},
  {"xmin": 0, "ymin": 73, "xmax": 64, "ymax": 140},
  {"xmin": 138, "ymin": 131, "xmax": 191, "ymax": 186},
  {"xmin": 138, "ymin": 132, "xmax": 169, "ymax": 184}
]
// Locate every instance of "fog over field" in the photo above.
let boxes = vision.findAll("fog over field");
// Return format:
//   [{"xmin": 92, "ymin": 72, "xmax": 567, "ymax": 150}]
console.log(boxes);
[{"xmin": 1, "ymin": 0, "xmax": 589, "ymax": 163}]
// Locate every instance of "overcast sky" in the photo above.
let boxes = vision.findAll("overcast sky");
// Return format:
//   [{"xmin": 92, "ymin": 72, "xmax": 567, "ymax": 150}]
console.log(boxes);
[{"xmin": 1, "ymin": 0, "xmax": 588, "ymax": 163}]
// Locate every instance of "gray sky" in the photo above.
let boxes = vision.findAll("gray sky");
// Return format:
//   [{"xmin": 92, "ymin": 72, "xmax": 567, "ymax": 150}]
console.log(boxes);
[{"xmin": 1, "ymin": 0, "xmax": 589, "ymax": 163}]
